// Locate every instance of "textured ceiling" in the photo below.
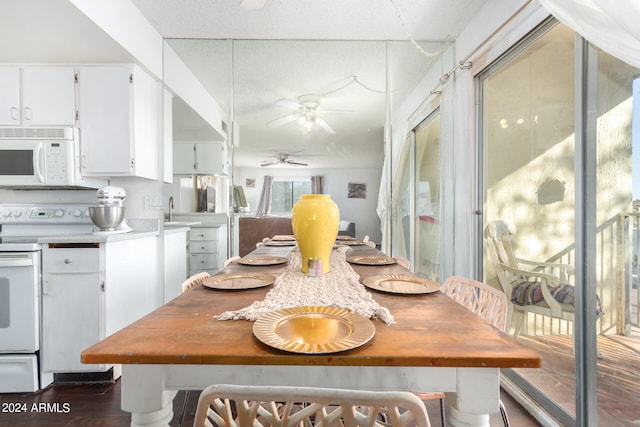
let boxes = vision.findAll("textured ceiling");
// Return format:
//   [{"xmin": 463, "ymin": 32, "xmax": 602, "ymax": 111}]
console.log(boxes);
[{"xmin": 131, "ymin": 0, "xmax": 483, "ymax": 41}]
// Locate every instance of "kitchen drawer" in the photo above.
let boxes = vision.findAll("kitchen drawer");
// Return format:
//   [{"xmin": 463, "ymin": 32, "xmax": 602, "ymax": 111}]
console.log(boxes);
[
  {"xmin": 189, "ymin": 240, "xmax": 218, "ymax": 254},
  {"xmin": 189, "ymin": 227, "xmax": 218, "ymax": 241},
  {"xmin": 0, "ymin": 355, "xmax": 38, "ymax": 393},
  {"xmin": 42, "ymin": 247, "xmax": 100, "ymax": 273},
  {"xmin": 189, "ymin": 254, "xmax": 218, "ymax": 270}
]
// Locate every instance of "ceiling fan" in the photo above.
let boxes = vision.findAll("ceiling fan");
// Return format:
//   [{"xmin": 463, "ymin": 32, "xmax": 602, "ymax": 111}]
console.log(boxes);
[
  {"xmin": 266, "ymin": 94, "xmax": 351, "ymax": 134},
  {"xmin": 260, "ymin": 153, "xmax": 308, "ymax": 167}
]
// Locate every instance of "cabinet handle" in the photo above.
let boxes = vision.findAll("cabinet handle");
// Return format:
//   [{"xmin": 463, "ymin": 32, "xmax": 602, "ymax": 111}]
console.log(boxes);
[
  {"xmin": 64, "ymin": 258, "xmax": 72, "ymax": 264},
  {"xmin": 201, "ymin": 246, "xmax": 205, "ymax": 250},
  {"xmin": 24, "ymin": 106, "xmax": 33, "ymax": 121},
  {"xmin": 10, "ymin": 107, "xmax": 19, "ymax": 120}
]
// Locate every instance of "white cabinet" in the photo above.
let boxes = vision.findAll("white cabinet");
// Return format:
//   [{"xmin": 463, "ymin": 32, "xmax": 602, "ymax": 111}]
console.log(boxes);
[
  {"xmin": 163, "ymin": 89, "xmax": 174, "ymax": 183},
  {"xmin": 187, "ymin": 225, "xmax": 225, "ymax": 276},
  {"xmin": 163, "ymin": 227, "xmax": 188, "ymax": 303},
  {"xmin": 41, "ymin": 245, "xmax": 103, "ymax": 373},
  {"xmin": 41, "ymin": 236, "xmax": 159, "ymax": 374},
  {"xmin": 0, "ymin": 66, "xmax": 76, "ymax": 126},
  {"xmin": 77, "ymin": 65, "xmax": 159, "ymax": 179},
  {"xmin": 173, "ymin": 141, "xmax": 225, "ymax": 175}
]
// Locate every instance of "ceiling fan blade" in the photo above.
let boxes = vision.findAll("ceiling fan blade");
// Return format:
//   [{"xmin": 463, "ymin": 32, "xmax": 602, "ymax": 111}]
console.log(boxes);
[
  {"xmin": 316, "ymin": 109, "xmax": 354, "ymax": 113},
  {"xmin": 315, "ymin": 117, "xmax": 336, "ymax": 134},
  {"xmin": 286, "ymin": 160, "xmax": 308, "ymax": 166},
  {"xmin": 276, "ymin": 98, "xmax": 303, "ymax": 111},
  {"xmin": 260, "ymin": 161, "xmax": 278, "ymax": 167},
  {"xmin": 266, "ymin": 112, "xmax": 300, "ymax": 127}
]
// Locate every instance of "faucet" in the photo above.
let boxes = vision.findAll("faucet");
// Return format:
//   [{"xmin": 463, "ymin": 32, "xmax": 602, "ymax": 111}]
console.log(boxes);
[{"xmin": 168, "ymin": 196, "xmax": 174, "ymax": 222}]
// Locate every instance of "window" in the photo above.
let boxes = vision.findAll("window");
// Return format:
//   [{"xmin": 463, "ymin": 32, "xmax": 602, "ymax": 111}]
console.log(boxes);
[{"xmin": 270, "ymin": 178, "xmax": 311, "ymax": 215}]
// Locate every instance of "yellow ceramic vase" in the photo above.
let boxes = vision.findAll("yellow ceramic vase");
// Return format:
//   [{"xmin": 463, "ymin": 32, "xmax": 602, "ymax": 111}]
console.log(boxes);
[{"xmin": 291, "ymin": 194, "xmax": 339, "ymax": 274}]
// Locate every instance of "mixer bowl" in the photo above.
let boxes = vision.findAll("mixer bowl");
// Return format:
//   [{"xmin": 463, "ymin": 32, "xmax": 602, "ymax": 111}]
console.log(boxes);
[{"xmin": 89, "ymin": 206, "xmax": 126, "ymax": 230}]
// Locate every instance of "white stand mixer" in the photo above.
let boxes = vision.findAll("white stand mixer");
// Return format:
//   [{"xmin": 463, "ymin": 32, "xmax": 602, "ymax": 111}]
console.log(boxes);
[{"xmin": 90, "ymin": 185, "xmax": 133, "ymax": 234}]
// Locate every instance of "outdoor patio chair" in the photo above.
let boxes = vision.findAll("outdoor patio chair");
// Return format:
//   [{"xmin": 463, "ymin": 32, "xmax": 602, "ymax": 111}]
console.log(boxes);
[
  {"xmin": 484, "ymin": 220, "xmax": 580, "ymax": 335},
  {"xmin": 193, "ymin": 384, "xmax": 431, "ymax": 427}
]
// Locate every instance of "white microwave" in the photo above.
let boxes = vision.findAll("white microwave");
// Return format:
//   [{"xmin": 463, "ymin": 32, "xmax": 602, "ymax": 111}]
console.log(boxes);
[{"xmin": 0, "ymin": 128, "xmax": 105, "ymax": 189}]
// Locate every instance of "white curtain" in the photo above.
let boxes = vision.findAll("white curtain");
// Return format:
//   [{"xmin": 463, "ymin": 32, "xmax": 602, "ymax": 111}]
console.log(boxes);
[
  {"xmin": 538, "ymin": 0, "xmax": 640, "ymax": 69},
  {"xmin": 255, "ymin": 176, "xmax": 273, "ymax": 217},
  {"xmin": 311, "ymin": 175, "xmax": 324, "ymax": 194}
]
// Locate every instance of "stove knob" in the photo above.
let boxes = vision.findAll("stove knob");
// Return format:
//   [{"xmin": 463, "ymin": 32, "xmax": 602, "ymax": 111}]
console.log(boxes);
[
  {"xmin": 73, "ymin": 209, "xmax": 83, "ymax": 217},
  {"xmin": 2, "ymin": 210, "xmax": 11, "ymax": 218},
  {"xmin": 13, "ymin": 210, "xmax": 23, "ymax": 218},
  {"xmin": 54, "ymin": 209, "xmax": 65, "ymax": 217}
]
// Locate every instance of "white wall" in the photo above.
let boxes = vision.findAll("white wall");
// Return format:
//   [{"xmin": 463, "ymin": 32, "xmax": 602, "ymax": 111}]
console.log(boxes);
[{"xmin": 236, "ymin": 166, "xmax": 382, "ymax": 243}]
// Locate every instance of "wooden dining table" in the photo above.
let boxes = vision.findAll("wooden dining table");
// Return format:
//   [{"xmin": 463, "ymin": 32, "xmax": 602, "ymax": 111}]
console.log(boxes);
[{"xmin": 82, "ymin": 241, "xmax": 540, "ymax": 427}]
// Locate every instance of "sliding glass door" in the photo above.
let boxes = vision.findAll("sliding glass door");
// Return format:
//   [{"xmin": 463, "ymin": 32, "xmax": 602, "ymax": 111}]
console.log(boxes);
[
  {"xmin": 391, "ymin": 111, "xmax": 441, "ymax": 280},
  {"xmin": 479, "ymin": 19, "xmax": 640, "ymax": 425}
]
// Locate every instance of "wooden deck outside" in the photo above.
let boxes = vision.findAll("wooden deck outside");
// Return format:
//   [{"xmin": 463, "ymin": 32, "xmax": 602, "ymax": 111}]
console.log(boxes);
[{"xmin": 514, "ymin": 332, "xmax": 640, "ymax": 426}]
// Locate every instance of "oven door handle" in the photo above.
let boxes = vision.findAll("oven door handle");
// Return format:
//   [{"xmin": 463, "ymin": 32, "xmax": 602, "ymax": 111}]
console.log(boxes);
[{"xmin": 0, "ymin": 256, "xmax": 34, "ymax": 267}]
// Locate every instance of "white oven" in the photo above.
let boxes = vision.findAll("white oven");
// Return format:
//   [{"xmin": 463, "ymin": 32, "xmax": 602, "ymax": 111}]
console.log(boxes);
[
  {"xmin": 0, "ymin": 203, "xmax": 97, "ymax": 392},
  {"xmin": 0, "ymin": 244, "xmax": 52, "ymax": 392}
]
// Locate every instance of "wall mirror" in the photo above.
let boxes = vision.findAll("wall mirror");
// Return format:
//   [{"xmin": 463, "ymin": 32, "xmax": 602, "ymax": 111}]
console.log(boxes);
[{"xmin": 164, "ymin": 38, "xmax": 446, "ymax": 171}]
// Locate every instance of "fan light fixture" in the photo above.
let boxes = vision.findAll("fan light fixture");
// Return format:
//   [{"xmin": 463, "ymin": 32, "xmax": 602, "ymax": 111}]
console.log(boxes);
[{"xmin": 266, "ymin": 94, "xmax": 351, "ymax": 134}]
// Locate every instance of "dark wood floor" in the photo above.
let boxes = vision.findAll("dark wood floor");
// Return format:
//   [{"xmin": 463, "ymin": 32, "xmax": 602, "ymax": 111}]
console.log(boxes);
[{"xmin": 0, "ymin": 379, "xmax": 540, "ymax": 426}]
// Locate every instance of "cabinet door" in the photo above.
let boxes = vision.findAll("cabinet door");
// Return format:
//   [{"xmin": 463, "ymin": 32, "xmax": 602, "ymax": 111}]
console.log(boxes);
[
  {"xmin": 195, "ymin": 142, "xmax": 224, "ymax": 173},
  {"xmin": 0, "ymin": 67, "xmax": 20, "ymax": 125},
  {"xmin": 130, "ymin": 66, "xmax": 159, "ymax": 180},
  {"xmin": 173, "ymin": 142, "xmax": 196, "ymax": 174},
  {"xmin": 22, "ymin": 67, "xmax": 76, "ymax": 126},
  {"xmin": 41, "ymin": 273, "xmax": 103, "ymax": 372},
  {"xmin": 78, "ymin": 66, "xmax": 133, "ymax": 175}
]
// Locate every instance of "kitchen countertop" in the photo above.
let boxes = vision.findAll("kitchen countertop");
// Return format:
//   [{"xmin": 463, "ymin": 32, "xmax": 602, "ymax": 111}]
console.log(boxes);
[
  {"xmin": 168, "ymin": 212, "xmax": 227, "ymax": 226},
  {"xmin": 38, "ymin": 219, "xmax": 159, "ymax": 244}
]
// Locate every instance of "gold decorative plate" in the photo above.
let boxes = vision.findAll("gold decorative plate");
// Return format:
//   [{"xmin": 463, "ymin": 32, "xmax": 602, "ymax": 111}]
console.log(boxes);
[
  {"xmin": 346, "ymin": 255, "xmax": 397, "ymax": 266},
  {"xmin": 338, "ymin": 240, "xmax": 364, "ymax": 246},
  {"xmin": 336, "ymin": 235, "xmax": 356, "ymax": 240},
  {"xmin": 253, "ymin": 306, "xmax": 376, "ymax": 354},
  {"xmin": 202, "ymin": 273, "xmax": 276, "ymax": 290},
  {"xmin": 265, "ymin": 240, "xmax": 297, "ymax": 246},
  {"xmin": 271, "ymin": 235, "xmax": 296, "ymax": 241},
  {"xmin": 362, "ymin": 274, "xmax": 441, "ymax": 294},
  {"xmin": 239, "ymin": 256, "xmax": 289, "ymax": 266}
]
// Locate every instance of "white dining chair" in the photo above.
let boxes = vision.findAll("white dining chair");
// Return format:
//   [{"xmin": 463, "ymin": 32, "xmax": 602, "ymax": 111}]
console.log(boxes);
[
  {"xmin": 393, "ymin": 256, "xmax": 410, "ymax": 269},
  {"xmin": 223, "ymin": 256, "xmax": 241, "ymax": 268},
  {"xmin": 180, "ymin": 272, "xmax": 210, "ymax": 294},
  {"xmin": 440, "ymin": 275, "xmax": 510, "ymax": 426},
  {"xmin": 193, "ymin": 384, "xmax": 432, "ymax": 427},
  {"xmin": 362, "ymin": 236, "xmax": 376, "ymax": 248}
]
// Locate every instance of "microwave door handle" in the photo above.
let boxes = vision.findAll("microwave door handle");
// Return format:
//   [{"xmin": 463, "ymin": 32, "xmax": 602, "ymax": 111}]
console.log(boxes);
[{"xmin": 33, "ymin": 144, "xmax": 45, "ymax": 183}]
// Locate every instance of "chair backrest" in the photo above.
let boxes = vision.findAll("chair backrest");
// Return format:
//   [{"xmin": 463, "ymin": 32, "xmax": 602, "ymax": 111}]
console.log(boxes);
[
  {"xmin": 194, "ymin": 384, "xmax": 431, "ymax": 427},
  {"xmin": 393, "ymin": 256, "xmax": 410, "ymax": 269},
  {"xmin": 484, "ymin": 220, "xmax": 519, "ymax": 269},
  {"xmin": 484, "ymin": 220, "xmax": 521, "ymax": 295},
  {"xmin": 223, "ymin": 256, "xmax": 241, "ymax": 268},
  {"xmin": 180, "ymin": 272, "xmax": 210, "ymax": 294},
  {"xmin": 441, "ymin": 275, "xmax": 508, "ymax": 332}
]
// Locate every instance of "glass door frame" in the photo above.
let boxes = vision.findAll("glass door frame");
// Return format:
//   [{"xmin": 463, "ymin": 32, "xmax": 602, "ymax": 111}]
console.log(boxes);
[{"xmin": 475, "ymin": 20, "xmax": 600, "ymax": 426}]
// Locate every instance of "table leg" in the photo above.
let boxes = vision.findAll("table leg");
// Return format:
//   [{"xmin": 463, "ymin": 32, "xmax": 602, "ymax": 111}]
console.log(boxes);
[
  {"xmin": 446, "ymin": 368, "xmax": 500, "ymax": 427},
  {"xmin": 121, "ymin": 365, "xmax": 177, "ymax": 427}
]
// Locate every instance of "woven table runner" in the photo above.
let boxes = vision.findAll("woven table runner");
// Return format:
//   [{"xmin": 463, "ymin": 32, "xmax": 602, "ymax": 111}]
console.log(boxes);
[{"xmin": 216, "ymin": 246, "xmax": 394, "ymax": 324}]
